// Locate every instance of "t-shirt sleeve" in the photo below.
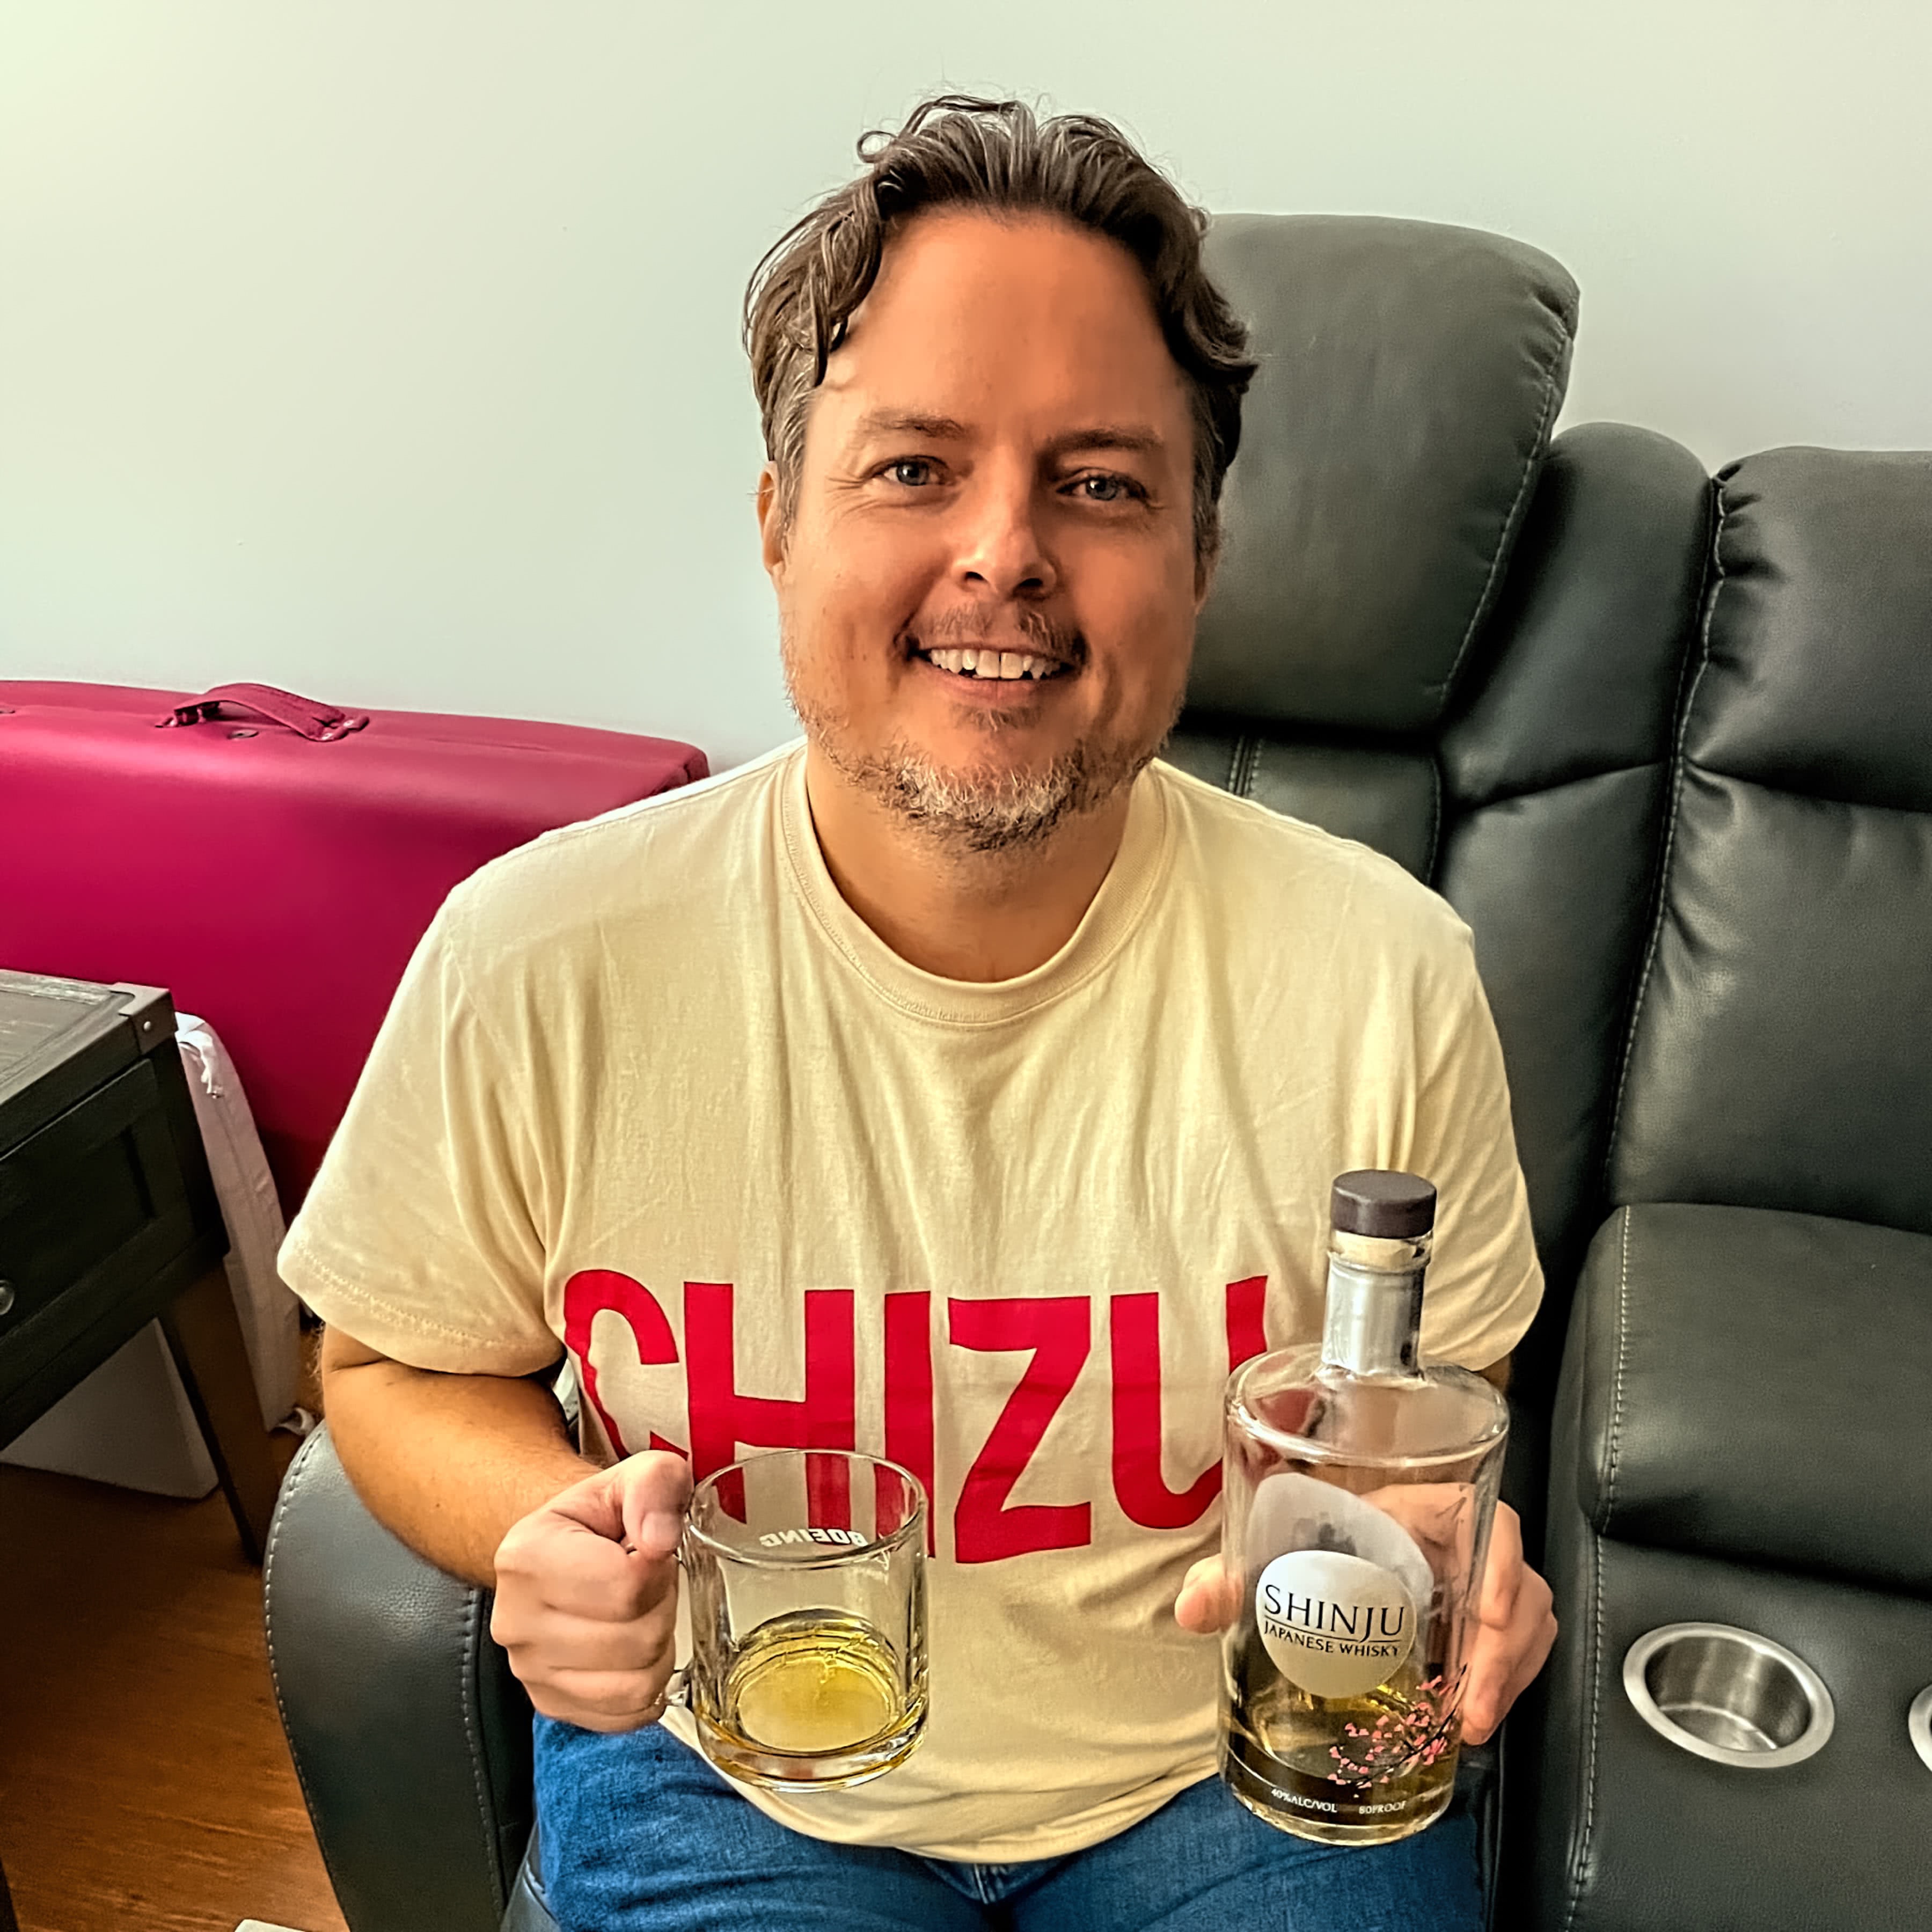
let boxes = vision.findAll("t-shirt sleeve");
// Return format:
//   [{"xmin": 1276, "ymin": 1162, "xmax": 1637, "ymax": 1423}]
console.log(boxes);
[
  {"xmin": 1404, "ymin": 923, "xmax": 1544, "ymax": 1373},
  {"xmin": 277, "ymin": 894, "xmax": 561, "ymax": 1375}
]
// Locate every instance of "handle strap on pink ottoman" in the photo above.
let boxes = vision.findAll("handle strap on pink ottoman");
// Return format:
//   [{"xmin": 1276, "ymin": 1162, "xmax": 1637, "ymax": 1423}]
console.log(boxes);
[{"xmin": 156, "ymin": 683, "xmax": 371, "ymax": 741}]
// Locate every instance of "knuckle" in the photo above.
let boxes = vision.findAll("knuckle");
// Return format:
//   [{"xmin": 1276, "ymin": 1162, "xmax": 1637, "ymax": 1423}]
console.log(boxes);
[
  {"xmin": 570, "ymin": 1666, "xmax": 667, "ymax": 1717},
  {"xmin": 492, "ymin": 1536, "xmax": 534, "ymax": 1580},
  {"xmin": 502, "ymin": 1644, "xmax": 551, "ymax": 1693}
]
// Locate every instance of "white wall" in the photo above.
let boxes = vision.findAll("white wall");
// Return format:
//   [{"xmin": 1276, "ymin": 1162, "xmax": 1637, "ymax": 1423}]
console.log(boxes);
[{"xmin": 4, "ymin": 2, "xmax": 1929, "ymax": 770}]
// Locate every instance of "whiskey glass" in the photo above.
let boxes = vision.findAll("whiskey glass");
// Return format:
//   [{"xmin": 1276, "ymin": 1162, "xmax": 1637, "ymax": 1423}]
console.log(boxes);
[{"xmin": 677, "ymin": 1448, "xmax": 928, "ymax": 1790}]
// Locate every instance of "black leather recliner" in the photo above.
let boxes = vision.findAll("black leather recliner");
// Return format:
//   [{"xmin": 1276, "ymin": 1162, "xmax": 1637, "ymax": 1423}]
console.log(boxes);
[
  {"xmin": 265, "ymin": 216, "xmax": 1926, "ymax": 1930},
  {"xmin": 1514, "ymin": 449, "xmax": 1932, "ymax": 1932}
]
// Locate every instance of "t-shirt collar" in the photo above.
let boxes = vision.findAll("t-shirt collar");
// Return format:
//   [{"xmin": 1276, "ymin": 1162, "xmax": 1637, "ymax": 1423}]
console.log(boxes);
[{"xmin": 778, "ymin": 743, "xmax": 1172, "ymax": 1026}]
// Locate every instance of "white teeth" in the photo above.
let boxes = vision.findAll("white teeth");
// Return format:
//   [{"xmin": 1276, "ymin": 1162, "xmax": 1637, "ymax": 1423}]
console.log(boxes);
[{"xmin": 924, "ymin": 646, "xmax": 1059, "ymax": 680}]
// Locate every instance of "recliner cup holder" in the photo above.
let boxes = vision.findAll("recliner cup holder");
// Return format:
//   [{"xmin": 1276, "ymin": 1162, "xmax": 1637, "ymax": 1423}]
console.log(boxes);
[
  {"xmin": 1622, "ymin": 1623, "xmax": 1834, "ymax": 1769},
  {"xmin": 1910, "ymin": 1686, "xmax": 1932, "ymax": 1774}
]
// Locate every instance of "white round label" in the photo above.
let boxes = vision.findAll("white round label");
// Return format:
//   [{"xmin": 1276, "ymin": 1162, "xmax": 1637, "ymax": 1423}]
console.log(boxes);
[{"xmin": 1255, "ymin": 1548, "xmax": 1417, "ymax": 1699}]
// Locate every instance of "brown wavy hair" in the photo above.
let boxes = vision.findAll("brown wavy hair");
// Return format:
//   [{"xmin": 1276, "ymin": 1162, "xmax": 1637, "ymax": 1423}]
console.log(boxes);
[{"xmin": 744, "ymin": 95, "xmax": 1257, "ymax": 562}]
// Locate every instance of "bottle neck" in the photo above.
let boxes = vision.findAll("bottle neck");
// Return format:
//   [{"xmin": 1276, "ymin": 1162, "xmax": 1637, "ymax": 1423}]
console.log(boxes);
[{"xmin": 1320, "ymin": 1254, "xmax": 1426, "ymax": 1377}]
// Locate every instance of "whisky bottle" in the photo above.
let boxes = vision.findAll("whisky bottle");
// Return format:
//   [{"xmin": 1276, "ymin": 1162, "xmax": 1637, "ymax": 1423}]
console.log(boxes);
[{"xmin": 1217, "ymin": 1170, "xmax": 1509, "ymax": 1845}]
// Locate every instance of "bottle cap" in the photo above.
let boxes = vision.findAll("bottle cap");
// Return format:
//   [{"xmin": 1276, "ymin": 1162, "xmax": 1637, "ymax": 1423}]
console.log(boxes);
[{"xmin": 1331, "ymin": 1169, "xmax": 1437, "ymax": 1239}]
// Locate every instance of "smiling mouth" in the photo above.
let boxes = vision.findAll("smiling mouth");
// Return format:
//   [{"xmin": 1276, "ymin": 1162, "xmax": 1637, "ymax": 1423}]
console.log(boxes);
[{"xmin": 916, "ymin": 644, "xmax": 1066, "ymax": 683}]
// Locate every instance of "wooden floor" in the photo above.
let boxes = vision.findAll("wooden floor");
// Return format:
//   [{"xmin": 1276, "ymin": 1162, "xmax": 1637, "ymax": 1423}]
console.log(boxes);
[{"xmin": 0, "ymin": 1457, "xmax": 347, "ymax": 1932}]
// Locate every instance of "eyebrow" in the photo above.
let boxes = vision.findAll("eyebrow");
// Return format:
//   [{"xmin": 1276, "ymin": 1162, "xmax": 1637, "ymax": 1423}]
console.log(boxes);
[
  {"xmin": 851, "ymin": 410, "xmax": 971, "ymax": 442},
  {"xmin": 849, "ymin": 411, "xmax": 1168, "ymax": 457},
  {"xmin": 1044, "ymin": 426, "xmax": 1166, "ymax": 458}
]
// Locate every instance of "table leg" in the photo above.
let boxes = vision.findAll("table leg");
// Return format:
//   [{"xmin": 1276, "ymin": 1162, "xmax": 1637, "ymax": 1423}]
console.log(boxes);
[{"xmin": 158, "ymin": 1264, "xmax": 280, "ymax": 1563}]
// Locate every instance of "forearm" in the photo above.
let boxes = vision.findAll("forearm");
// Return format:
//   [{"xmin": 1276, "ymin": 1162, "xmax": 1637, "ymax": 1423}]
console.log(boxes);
[{"xmin": 320, "ymin": 1330, "xmax": 599, "ymax": 1587}]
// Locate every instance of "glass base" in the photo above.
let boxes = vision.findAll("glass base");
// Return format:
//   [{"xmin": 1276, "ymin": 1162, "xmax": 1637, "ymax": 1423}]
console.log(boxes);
[
  {"xmin": 694, "ymin": 1698, "xmax": 926, "ymax": 1792},
  {"xmin": 1220, "ymin": 1733, "xmax": 1456, "ymax": 1846},
  {"xmin": 694, "ymin": 1607, "xmax": 927, "ymax": 1791}
]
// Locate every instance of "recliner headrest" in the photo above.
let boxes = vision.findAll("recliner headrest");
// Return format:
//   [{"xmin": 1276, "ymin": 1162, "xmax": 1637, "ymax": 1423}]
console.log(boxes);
[{"xmin": 1193, "ymin": 214, "xmax": 1579, "ymax": 734}]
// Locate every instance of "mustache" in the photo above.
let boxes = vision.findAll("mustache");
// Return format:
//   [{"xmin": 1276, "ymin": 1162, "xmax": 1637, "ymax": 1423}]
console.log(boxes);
[{"xmin": 905, "ymin": 606, "xmax": 1088, "ymax": 669}]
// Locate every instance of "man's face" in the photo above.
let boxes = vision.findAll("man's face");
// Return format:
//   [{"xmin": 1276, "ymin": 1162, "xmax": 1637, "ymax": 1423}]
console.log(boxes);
[{"xmin": 760, "ymin": 208, "xmax": 1205, "ymax": 851}]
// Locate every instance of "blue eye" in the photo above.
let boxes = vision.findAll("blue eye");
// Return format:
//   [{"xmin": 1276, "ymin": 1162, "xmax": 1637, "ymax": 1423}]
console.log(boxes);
[
  {"xmin": 1077, "ymin": 473, "xmax": 1133, "ymax": 502},
  {"xmin": 890, "ymin": 459, "xmax": 934, "ymax": 487}
]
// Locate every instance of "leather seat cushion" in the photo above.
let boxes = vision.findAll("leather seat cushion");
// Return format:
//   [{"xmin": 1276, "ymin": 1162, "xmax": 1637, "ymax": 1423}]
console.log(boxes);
[
  {"xmin": 1608, "ymin": 771, "xmax": 1932, "ymax": 1235},
  {"xmin": 1567, "ymin": 1203, "xmax": 1932, "ymax": 1592}
]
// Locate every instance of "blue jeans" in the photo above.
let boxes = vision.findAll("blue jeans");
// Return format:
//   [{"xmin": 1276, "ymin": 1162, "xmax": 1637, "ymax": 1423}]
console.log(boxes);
[{"xmin": 532, "ymin": 1717, "xmax": 1485, "ymax": 1931}]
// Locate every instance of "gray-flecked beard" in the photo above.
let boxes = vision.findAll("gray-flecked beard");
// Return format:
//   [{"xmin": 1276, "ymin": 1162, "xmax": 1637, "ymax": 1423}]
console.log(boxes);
[{"xmin": 784, "ymin": 628, "xmax": 1175, "ymax": 856}]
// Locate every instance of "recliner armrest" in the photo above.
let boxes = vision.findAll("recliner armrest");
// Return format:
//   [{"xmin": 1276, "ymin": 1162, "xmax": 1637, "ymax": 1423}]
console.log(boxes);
[
  {"xmin": 264, "ymin": 1425, "xmax": 534, "ymax": 1932},
  {"xmin": 1569, "ymin": 1202, "xmax": 1932, "ymax": 1590}
]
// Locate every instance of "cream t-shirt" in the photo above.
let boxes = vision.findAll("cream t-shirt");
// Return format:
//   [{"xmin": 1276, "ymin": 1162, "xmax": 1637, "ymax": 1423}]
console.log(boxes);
[{"xmin": 280, "ymin": 741, "xmax": 1541, "ymax": 1863}]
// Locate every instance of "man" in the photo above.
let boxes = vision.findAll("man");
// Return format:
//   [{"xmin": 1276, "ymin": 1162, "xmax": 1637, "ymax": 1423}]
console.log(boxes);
[{"xmin": 286, "ymin": 96, "xmax": 1557, "ymax": 1930}]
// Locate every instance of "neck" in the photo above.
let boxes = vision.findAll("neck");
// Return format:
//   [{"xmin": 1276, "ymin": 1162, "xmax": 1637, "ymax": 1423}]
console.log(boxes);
[{"xmin": 802, "ymin": 744, "xmax": 1135, "ymax": 982}]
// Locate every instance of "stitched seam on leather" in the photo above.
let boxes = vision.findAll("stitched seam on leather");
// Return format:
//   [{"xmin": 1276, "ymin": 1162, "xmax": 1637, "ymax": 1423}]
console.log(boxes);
[
  {"xmin": 460, "ymin": 1587, "xmax": 510, "ymax": 1914},
  {"xmin": 1561, "ymin": 1523, "xmax": 1606, "ymax": 1932},
  {"xmin": 1232, "ymin": 734, "xmax": 1260, "ymax": 799},
  {"xmin": 1224, "ymin": 735, "xmax": 1243, "ymax": 794},
  {"xmin": 262, "ymin": 1436, "xmax": 354, "ymax": 1911},
  {"xmin": 1425, "ymin": 757, "xmax": 1443, "ymax": 879},
  {"xmin": 1565, "ymin": 1207, "xmax": 1630, "ymax": 1932},
  {"xmin": 1439, "ymin": 336, "xmax": 1568, "ymax": 705},
  {"xmin": 1601, "ymin": 471, "xmax": 1729, "ymax": 1170},
  {"xmin": 1601, "ymin": 1207, "xmax": 1633, "ymax": 1537}
]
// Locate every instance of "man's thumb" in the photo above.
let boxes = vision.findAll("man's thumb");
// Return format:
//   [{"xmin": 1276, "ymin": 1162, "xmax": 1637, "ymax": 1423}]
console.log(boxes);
[{"xmin": 611, "ymin": 1451, "xmax": 693, "ymax": 1560}]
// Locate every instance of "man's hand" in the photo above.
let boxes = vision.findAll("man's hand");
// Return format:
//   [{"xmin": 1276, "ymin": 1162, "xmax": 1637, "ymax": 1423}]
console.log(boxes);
[
  {"xmin": 1174, "ymin": 1551, "xmax": 1241, "ymax": 1635},
  {"xmin": 1461, "ymin": 1501, "xmax": 1556, "ymax": 1745},
  {"xmin": 490, "ymin": 1450, "xmax": 693, "ymax": 1734},
  {"xmin": 1173, "ymin": 1499, "xmax": 1557, "ymax": 1745}
]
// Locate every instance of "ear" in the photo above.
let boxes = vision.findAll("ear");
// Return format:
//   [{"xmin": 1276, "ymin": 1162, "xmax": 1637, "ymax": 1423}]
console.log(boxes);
[
  {"xmin": 1192, "ymin": 545, "xmax": 1219, "ymax": 611},
  {"xmin": 757, "ymin": 464, "xmax": 788, "ymax": 584}
]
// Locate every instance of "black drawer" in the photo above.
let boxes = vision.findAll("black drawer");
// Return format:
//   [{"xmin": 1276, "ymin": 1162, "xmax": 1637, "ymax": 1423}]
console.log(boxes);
[{"xmin": 0, "ymin": 1055, "xmax": 208, "ymax": 1440}]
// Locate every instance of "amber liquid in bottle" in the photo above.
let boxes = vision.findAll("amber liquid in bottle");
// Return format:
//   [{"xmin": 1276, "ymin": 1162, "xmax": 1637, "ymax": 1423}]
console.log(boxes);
[
  {"xmin": 1217, "ymin": 1171, "xmax": 1509, "ymax": 1846},
  {"xmin": 1221, "ymin": 1575, "xmax": 1465, "ymax": 1841}
]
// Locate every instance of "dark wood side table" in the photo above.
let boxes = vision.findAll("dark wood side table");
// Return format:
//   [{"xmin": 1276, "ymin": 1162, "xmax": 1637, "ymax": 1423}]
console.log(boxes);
[{"xmin": 0, "ymin": 968, "xmax": 281, "ymax": 1561}]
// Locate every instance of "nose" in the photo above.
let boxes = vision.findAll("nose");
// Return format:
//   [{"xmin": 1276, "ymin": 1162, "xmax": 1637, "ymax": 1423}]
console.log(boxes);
[{"xmin": 952, "ymin": 464, "xmax": 1057, "ymax": 601}]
